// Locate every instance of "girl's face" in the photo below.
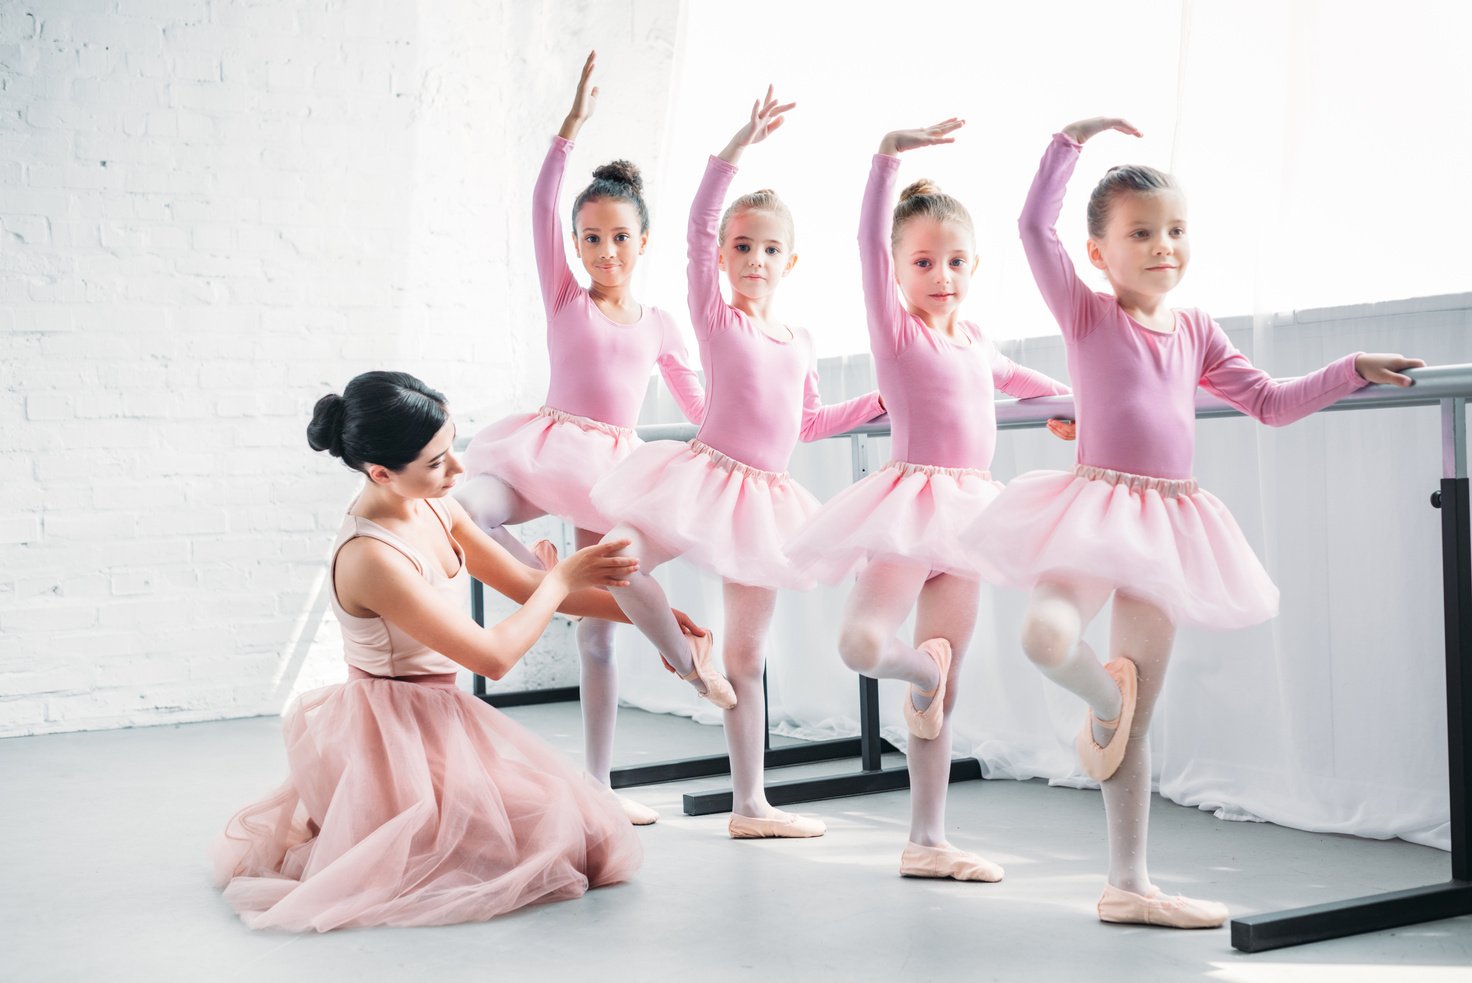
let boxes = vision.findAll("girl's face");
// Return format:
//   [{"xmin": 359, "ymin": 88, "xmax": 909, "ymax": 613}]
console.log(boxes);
[
  {"xmin": 718, "ymin": 208, "xmax": 797, "ymax": 302},
  {"xmin": 1087, "ymin": 189, "xmax": 1190, "ymax": 300},
  {"xmin": 893, "ymin": 217, "xmax": 976, "ymax": 324},
  {"xmin": 573, "ymin": 198, "xmax": 647, "ymax": 290},
  {"xmin": 366, "ymin": 420, "xmax": 463, "ymax": 498}
]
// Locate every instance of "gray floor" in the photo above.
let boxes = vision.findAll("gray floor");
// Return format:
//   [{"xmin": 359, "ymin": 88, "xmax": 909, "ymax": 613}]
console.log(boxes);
[{"xmin": 2, "ymin": 704, "xmax": 1469, "ymax": 983}]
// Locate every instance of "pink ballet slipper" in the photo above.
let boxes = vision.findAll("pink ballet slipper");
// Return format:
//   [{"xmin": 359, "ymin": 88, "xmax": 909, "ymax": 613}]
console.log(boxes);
[
  {"xmin": 531, "ymin": 538, "xmax": 558, "ymax": 571},
  {"xmin": 899, "ymin": 842, "xmax": 1004, "ymax": 883},
  {"xmin": 903, "ymin": 638, "xmax": 953, "ymax": 741},
  {"xmin": 727, "ymin": 809, "xmax": 826, "ymax": 839},
  {"xmin": 1076, "ymin": 657, "xmax": 1137, "ymax": 781},
  {"xmin": 1097, "ymin": 884, "xmax": 1229, "ymax": 929},
  {"xmin": 617, "ymin": 794, "xmax": 659, "ymax": 826},
  {"xmin": 659, "ymin": 628, "xmax": 736, "ymax": 710}
]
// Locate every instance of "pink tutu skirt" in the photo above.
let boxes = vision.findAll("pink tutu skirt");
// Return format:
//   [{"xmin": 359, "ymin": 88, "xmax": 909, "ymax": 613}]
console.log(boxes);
[
  {"xmin": 964, "ymin": 464, "xmax": 1279, "ymax": 630},
  {"xmin": 461, "ymin": 405, "xmax": 641, "ymax": 534},
  {"xmin": 590, "ymin": 438, "xmax": 820, "ymax": 590},
  {"xmin": 786, "ymin": 460, "xmax": 1002, "ymax": 583},
  {"xmin": 213, "ymin": 669, "xmax": 641, "ymax": 931}
]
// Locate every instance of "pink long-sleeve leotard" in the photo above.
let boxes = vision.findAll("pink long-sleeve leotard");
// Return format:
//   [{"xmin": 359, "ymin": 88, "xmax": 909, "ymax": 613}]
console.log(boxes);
[
  {"xmin": 1021, "ymin": 132, "xmax": 1368, "ymax": 480},
  {"xmin": 536, "ymin": 136, "xmax": 706, "ymax": 428},
  {"xmin": 686, "ymin": 156, "xmax": 884, "ymax": 474},
  {"xmin": 862, "ymin": 154, "xmax": 1069, "ymax": 467}
]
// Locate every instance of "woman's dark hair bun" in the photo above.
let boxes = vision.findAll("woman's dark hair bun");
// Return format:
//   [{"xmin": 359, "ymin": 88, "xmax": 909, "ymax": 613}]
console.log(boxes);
[
  {"xmin": 307, "ymin": 392, "xmax": 347, "ymax": 457},
  {"xmin": 591, "ymin": 158, "xmax": 643, "ymax": 192},
  {"xmin": 306, "ymin": 371, "xmax": 449, "ymax": 475}
]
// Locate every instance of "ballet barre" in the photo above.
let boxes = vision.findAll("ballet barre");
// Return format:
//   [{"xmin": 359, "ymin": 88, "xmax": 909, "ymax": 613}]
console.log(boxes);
[
  {"xmin": 467, "ymin": 362, "xmax": 1472, "ymax": 952},
  {"xmin": 466, "ymin": 421, "xmax": 982, "ymax": 807}
]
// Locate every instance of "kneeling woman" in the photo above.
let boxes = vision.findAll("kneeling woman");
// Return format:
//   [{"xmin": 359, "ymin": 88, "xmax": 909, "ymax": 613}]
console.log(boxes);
[{"xmin": 214, "ymin": 370, "xmax": 701, "ymax": 931}]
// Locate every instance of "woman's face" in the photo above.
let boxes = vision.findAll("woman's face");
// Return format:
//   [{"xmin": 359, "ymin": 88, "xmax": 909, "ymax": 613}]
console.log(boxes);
[{"xmin": 367, "ymin": 419, "xmax": 462, "ymax": 498}]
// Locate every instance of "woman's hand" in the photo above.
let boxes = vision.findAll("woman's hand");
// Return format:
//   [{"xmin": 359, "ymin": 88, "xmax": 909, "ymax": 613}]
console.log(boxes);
[
  {"xmin": 718, "ymin": 85, "xmax": 797, "ymax": 164},
  {"xmin": 558, "ymin": 50, "xmax": 599, "ymax": 141},
  {"xmin": 672, "ymin": 609, "xmax": 708, "ymax": 637},
  {"xmin": 1354, "ymin": 353, "xmax": 1426, "ymax": 387},
  {"xmin": 1046, "ymin": 418, "xmax": 1077, "ymax": 441},
  {"xmin": 878, "ymin": 118, "xmax": 964, "ymax": 157},
  {"xmin": 1061, "ymin": 117, "xmax": 1142, "ymax": 145},
  {"xmin": 548, "ymin": 539, "xmax": 638, "ymax": 591}
]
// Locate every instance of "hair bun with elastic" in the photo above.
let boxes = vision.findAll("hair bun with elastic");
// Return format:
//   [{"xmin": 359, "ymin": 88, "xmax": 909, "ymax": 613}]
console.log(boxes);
[
  {"xmin": 592, "ymin": 159, "xmax": 643, "ymax": 193},
  {"xmin": 899, "ymin": 178, "xmax": 941, "ymax": 202},
  {"xmin": 307, "ymin": 392, "xmax": 347, "ymax": 457}
]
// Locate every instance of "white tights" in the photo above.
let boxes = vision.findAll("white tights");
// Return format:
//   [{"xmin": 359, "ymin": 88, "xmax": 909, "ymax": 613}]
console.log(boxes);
[
  {"xmin": 455, "ymin": 475, "xmax": 624, "ymax": 788},
  {"xmin": 599, "ymin": 524, "xmax": 782, "ymax": 817},
  {"xmin": 1020, "ymin": 581, "xmax": 1178, "ymax": 895},
  {"xmin": 839, "ymin": 557, "xmax": 981, "ymax": 847}
]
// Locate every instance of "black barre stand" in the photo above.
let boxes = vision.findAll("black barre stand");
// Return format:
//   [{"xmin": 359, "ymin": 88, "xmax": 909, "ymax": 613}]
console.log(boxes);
[
  {"xmin": 673, "ymin": 672, "xmax": 982, "ymax": 817},
  {"xmin": 469, "ymin": 578, "xmax": 582, "ymax": 707},
  {"xmin": 1231, "ymin": 395, "xmax": 1472, "ymax": 951},
  {"xmin": 469, "ymin": 429, "xmax": 984, "ymax": 812}
]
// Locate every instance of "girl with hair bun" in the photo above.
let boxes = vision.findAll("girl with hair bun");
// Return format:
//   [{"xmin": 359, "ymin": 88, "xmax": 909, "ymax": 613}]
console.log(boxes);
[
  {"xmin": 785, "ymin": 121, "xmax": 1071, "ymax": 879},
  {"xmin": 215, "ymin": 370, "xmax": 703, "ymax": 931},
  {"xmin": 964, "ymin": 118, "xmax": 1423, "ymax": 927},
  {"xmin": 456, "ymin": 52, "xmax": 721, "ymax": 826},
  {"xmin": 590, "ymin": 88, "xmax": 887, "ymax": 840}
]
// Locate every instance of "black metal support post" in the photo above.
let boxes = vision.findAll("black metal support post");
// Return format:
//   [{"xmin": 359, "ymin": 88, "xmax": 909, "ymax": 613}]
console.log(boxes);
[
  {"xmin": 1232, "ymin": 397, "xmax": 1472, "ymax": 951},
  {"xmin": 469, "ymin": 577, "xmax": 582, "ymax": 708},
  {"xmin": 679, "ymin": 674, "xmax": 981, "ymax": 816}
]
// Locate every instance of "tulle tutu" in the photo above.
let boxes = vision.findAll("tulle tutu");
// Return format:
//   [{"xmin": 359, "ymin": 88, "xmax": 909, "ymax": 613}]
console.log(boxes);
[
  {"xmin": 461, "ymin": 406, "xmax": 640, "ymax": 534},
  {"xmin": 786, "ymin": 460, "xmax": 1002, "ymax": 583},
  {"xmin": 213, "ymin": 670, "xmax": 641, "ymax": 931},
  {"xmin": 590, "ymin": 439, "xmax": 820, "ymax": 590},
  {"xmin": 965, "ymin": 464, "xmax": 1279, "ymax": 629}
]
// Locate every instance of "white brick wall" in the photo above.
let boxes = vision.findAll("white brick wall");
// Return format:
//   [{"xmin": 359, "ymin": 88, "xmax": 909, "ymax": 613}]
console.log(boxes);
[{"xmin": 1, "ymin": 0, "xmax": 684, "ymax": 736}]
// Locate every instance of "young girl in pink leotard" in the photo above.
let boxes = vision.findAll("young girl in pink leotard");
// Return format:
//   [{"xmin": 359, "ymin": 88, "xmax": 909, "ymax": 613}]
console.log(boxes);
[
  {"xmin": 591, "ymin": 88, "xmax": 886, "ymax": 839},
  {"xmin": 965, "ymin": 117, "xmax": 1424, "ymax": 927},
  {"xmin": 456, "ymin": 53, "xmax": 719, "ymax": 826},
  {"xmin": 786, "ymin": 119, "xmax": 1072, "ymax": 880}
]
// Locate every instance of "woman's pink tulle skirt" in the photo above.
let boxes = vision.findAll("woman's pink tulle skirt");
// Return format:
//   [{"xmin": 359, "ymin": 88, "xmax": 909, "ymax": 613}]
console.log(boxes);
[
  {"xmin": 786, "ymin": 460, "xmax": 1002, "ymax": 583},
  {"xmin": 964, "ymin": 464, "xmax": 1279, "ymax": 630},
  {"xmin": 461, "ymin": 406, "xmax": 640, "ymax": 534},
  {"xmin": 590, "ymin": 439, "xmax": 820, "ymax": 590},
  {"xmin": 213, "ymin": 670, "xmax": 641, "ymax": 931}
]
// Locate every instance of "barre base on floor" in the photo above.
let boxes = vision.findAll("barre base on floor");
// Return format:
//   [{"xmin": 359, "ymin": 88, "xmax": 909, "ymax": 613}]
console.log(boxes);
[
  {"xmin": 611, "ymin": 736, "xmax": 896, "ymax": 789},
  {"xmin": 682, "ymin": 757, "xmax": 983, "ymax": 816},
  {"xmin": 1231, "ymin": 880, "xmax": 1472, "ymax": 952}
]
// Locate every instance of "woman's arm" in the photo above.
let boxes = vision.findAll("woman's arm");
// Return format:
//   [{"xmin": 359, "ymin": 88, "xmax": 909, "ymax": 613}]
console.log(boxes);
[{"xmin": 335, "ymin": 536, "xmax": 599, "ymax": 680}]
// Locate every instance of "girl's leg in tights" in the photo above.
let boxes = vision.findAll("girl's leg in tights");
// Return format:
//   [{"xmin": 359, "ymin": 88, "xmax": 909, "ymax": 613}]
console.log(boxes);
[
  {"xmin": 1018, "ymin": 579, "xmax": 1118, "ymax": 724},
  {"xmin": 600, "ymin": 524, "xmax": 698, "ymax": 681},
  {"xmin": 453, "ymin": 473, "xmax": 547, "ymax": 568},
  {"xmin": 573, "ymin": 526, "xmax": 619, "ymax": 787},
  {"xmin": 906, "ymin": 572, "xmax": 981, "ymax": 848},
  {"xmin": 721, "ymin": 581, "xmax": 781, "ymax": 819},
  {"xmin": 1099, "ymin": 591, "xmax": 1177, "ymax": 895},
  {"xmin": 837, "ymin": 557, "xmax": 942, "ymax": 701}
]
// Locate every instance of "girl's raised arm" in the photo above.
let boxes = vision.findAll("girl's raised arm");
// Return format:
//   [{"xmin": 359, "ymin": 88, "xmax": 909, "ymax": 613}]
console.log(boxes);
[
  {"xmin": 863, "ymin": 120, "xmax": 965, "ymax": 356},
  {"xmin": 1019, "ymin": 118, "xmax": 1140, "ymax": 341},
  {"xmin": 534, "ymin": 51, "xmax": 599, "ymax": 317},
  {"xmin": 687, "ymin": 88, "xmax": 796, "ymax": 336}
]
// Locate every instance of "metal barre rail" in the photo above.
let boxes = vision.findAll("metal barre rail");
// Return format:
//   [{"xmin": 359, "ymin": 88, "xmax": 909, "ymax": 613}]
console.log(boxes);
[{"xmin": 469, "ymin": 362, "xmax": 1472, "ymax": 951}]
